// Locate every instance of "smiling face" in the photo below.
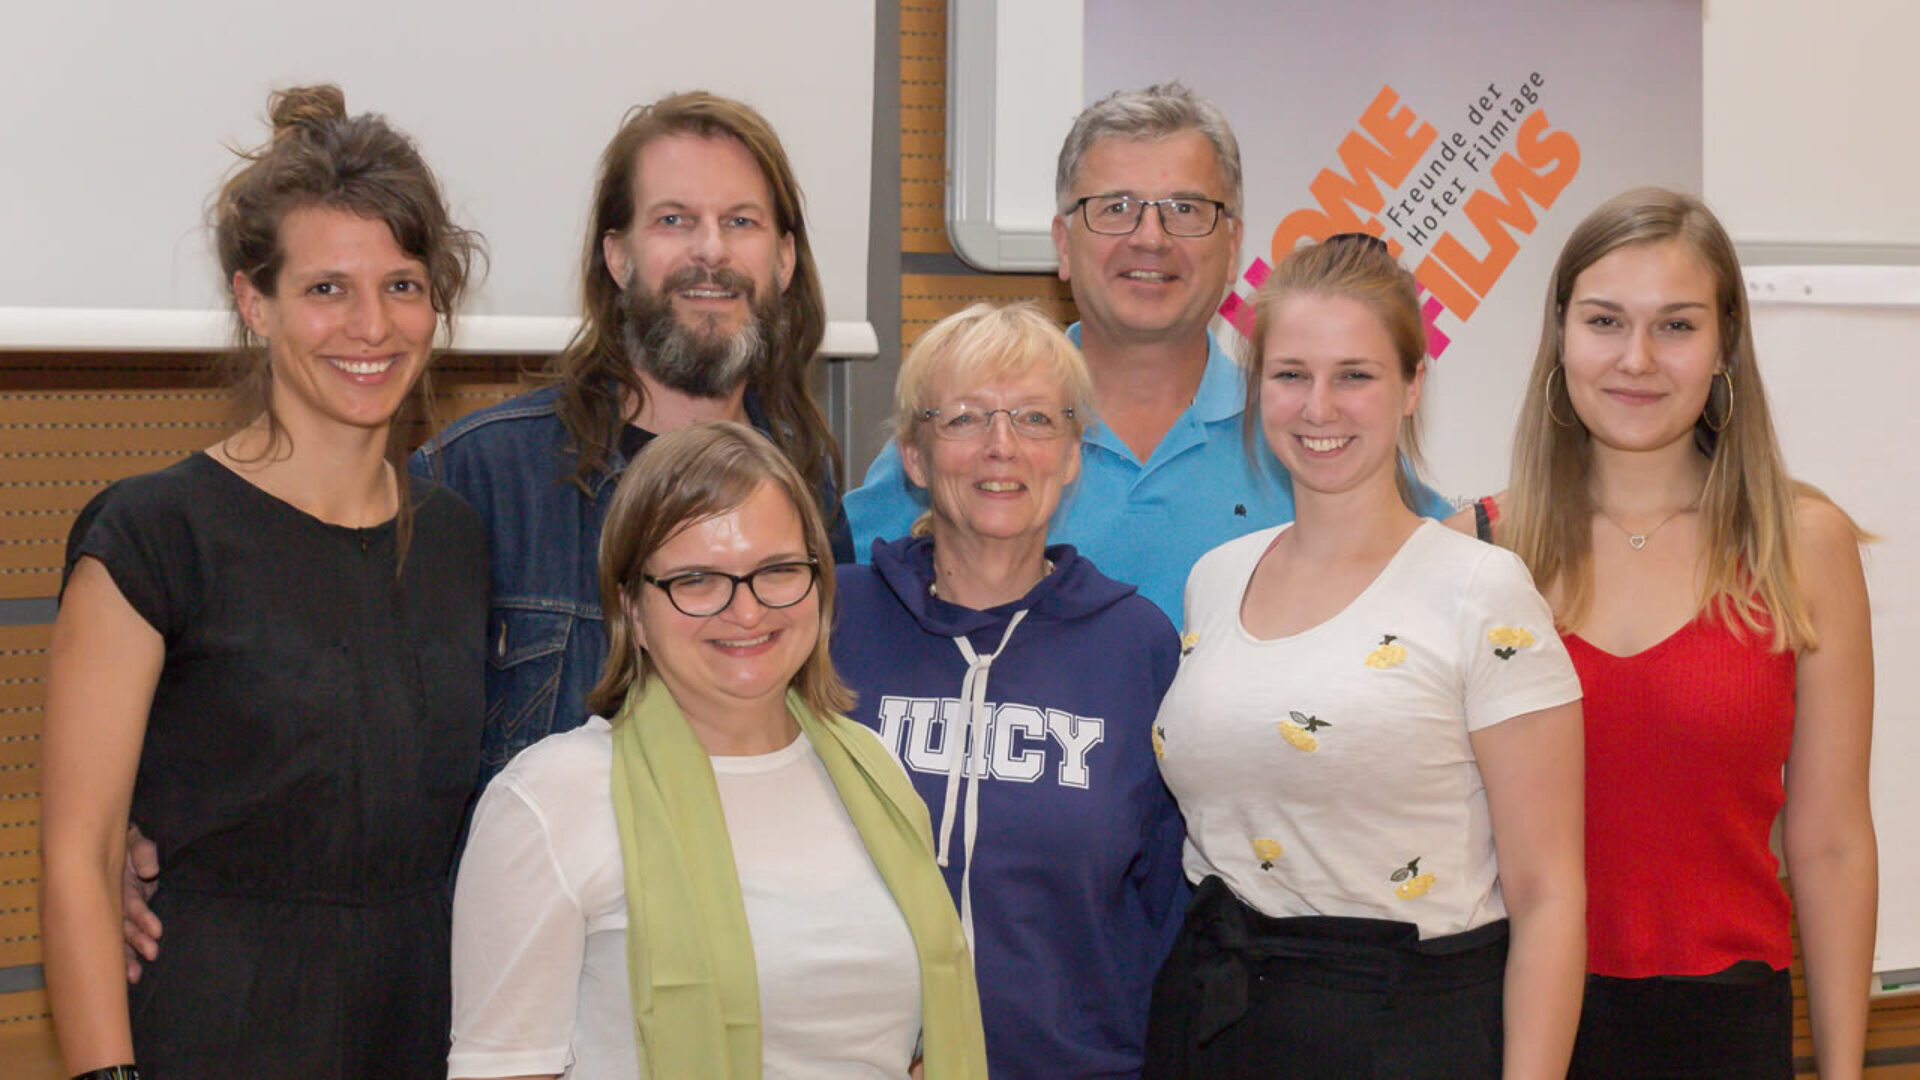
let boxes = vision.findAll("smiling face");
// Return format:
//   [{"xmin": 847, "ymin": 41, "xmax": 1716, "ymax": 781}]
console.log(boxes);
[
  {"xmin": 236, "ymin": 205, "xmax": 437, "ymax": 438},
  {"xmin": 629, "ymin": 480, "xmax": 819, "ymax": 727},
  {"xmin": 901, "ymin": 367, "xmax": 1083, "ymax": 550},
  {"xmin": 603, "ymin": 132, "xmax": 796, "ymax": 397},
  {"xmin": 1259, "ymin": 292, "xmax": 1422, "ymax": 501},
  {"xmin": 1560, "ymin": 239, "xmax": 1722, "ymax": 454},
  {"xmin": 1051, "ymin": 131, "xmax": 1241, "ymax": 350}
]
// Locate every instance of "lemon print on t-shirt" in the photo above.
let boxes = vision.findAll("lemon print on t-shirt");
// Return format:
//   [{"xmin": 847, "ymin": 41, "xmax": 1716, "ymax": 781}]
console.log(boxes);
[
  {"xmin": 1152, "ymin": 724, "xmax": 1166, "ymax": 760},
  {"xmin": 1277, "ymin": 711, "xmax": 1330, "ymax": 753},
  {"xmin": 1180, "ymin": 630, "xmax": 1199, "ymax": 656},
  {"xmin": 1253, "ymin": 837, "xmax": 1283, "ymax": 870},
  {"xmin": 1364, "ymin": 633, "xmax": 1407, "ymax": 669},
  {"xmin": 1489, "ymin": 625, "xmax": 1536, "ymax": 660},
  {"xmin": 1391, "ymin": 857, "xmax": 1436, "ymax": 899}
]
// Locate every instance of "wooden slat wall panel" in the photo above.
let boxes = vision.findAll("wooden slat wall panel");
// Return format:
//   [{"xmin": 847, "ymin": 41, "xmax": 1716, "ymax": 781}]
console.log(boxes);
[
  {"xmin": 0, "ymin": 625, "xmax": 40, "ymax": 976},
  {"xmin": 896, "ymin": 0, "xmax": 1077, "ymax": 338},
  {"xmin": 902, "ymin": 275, "xmax": 1075, "ymax": 348},
  {"xmin": 0, "ymin": 990, "xmax": 51, "ymax": 1032},
  {"xmin": 901, "ymin": 2, "xmax": 951, "ymax": 255}
]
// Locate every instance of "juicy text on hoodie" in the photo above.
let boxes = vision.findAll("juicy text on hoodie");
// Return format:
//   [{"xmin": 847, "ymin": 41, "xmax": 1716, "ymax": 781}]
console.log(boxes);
[{"xmin": 833, "ymin": 536, "xmax": 1187, "ymax": 1080}]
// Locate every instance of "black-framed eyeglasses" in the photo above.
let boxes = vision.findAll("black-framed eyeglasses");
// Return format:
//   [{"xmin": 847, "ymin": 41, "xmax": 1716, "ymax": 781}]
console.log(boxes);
[
  {"xmin": 643, "ymin": 559, "xmax": 820, "ymax": 617},
  {"xmin": 1070, "ymin": 195, "xmax": 1230, "ymax": 237},
  {"xmin": 918, "ymin": 404, "xmax": 1077, "ymax": 441}
]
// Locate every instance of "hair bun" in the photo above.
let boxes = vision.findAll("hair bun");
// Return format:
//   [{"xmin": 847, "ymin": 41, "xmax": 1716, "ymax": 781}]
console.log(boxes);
[{"xmin": 267, "ymin": 84, "xmax": 348, "ymax": 139}]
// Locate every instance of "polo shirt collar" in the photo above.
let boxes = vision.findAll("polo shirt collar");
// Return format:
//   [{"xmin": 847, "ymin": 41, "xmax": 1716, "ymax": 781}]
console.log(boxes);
[{"xmin": 1065, "ymin": 321, "xmax": 1246, "ymax": 429}]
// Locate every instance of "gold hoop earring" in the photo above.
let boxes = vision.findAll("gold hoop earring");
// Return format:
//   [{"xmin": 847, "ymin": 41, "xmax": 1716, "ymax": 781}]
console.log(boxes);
[
  {"xmin": 1545, "ymin": 366, "xmax": 1575, "ymax": 428},
  {"xmin": 1704, "ymin": 370, "xmax": 1734, "ymax": 433}
]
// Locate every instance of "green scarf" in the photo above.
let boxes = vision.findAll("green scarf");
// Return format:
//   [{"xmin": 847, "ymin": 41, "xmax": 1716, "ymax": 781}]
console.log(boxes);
[{"xmin": 609, "ymin": 676, "xmax": 988, "ymax": 1079}]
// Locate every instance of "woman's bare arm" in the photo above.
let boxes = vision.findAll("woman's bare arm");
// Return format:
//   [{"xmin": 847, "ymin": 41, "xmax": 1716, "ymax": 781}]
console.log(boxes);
[
  {"xmin": 1783, "ymin": 497, "xmax": 1876, "ymax": 1080},
  {"xmin": 40, "ymin": 557, "xmax": 163, "ymax": 1071},
  {"xmin": 1473, "ymin": 699, "xmax": 1586, "ymax": 1080}
]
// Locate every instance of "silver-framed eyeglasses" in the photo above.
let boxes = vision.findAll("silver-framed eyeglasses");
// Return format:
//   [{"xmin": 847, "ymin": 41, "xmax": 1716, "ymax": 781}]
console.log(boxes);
[
  {"xmin": 1071, "ymin": 195, "xmax": 1230, "ymax": 237},
  {"xmin": 643, "ymin": 558, "xmax": 820, "ymax": 617},
  {"xmin": 918, "ymin": 404, "xmax": 1077, "ymax": 442}
]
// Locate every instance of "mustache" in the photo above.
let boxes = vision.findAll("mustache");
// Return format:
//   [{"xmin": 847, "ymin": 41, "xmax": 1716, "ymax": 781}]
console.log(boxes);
[{"xmin": 657, "ymin": 265, "xmax": 758, "ymax": 301}]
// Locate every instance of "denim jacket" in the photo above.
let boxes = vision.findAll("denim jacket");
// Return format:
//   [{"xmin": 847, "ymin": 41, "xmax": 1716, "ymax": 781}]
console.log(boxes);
[{"xmin": 412, "ymin": 384, "xmax": 851, "ymax": 786}]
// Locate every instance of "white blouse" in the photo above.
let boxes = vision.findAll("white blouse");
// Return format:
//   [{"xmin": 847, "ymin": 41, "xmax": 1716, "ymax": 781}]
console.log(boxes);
[
  {"xmin": 448, "ymin": 718, "xmax": 923, "ymax": 1078},
  {"xmin": 1155, "ymin": 521, "xmax": 1581, "ymax": 939}
]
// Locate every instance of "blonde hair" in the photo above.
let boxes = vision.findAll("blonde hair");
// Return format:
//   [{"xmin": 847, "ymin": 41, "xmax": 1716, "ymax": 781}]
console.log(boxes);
[
  {"xmin": 588, "ymin": 421, "xmax": 852, "ymax": 718},
  {"xmin": 1505, "ymin": 187, "xmax": 1836, "ymax": 651},
  {"xmin": 1239, "ymin": 235, "xmax": 1429, "ymax": 511},
  {"xmin": 892, "ymin": 302, "xmax": 1095, "ymax": 537}
]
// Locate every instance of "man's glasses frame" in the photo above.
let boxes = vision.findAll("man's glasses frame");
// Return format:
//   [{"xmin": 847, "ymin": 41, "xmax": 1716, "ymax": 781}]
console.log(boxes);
[{"xmin": 1069, "ymin": 195, "xmax": 1231, "ymax": 238}]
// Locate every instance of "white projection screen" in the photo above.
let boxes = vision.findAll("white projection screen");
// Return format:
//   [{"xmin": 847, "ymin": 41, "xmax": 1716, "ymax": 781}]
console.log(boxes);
[{"xmin": 0, "ymin": 0, "xmax": 877, "ymax": 356}]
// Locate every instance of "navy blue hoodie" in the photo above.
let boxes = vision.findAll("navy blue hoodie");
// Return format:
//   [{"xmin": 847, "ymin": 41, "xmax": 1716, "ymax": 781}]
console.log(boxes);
[{"xmin": 833, "ymin": 536, "xmax": 1187, "ymax": 1080}]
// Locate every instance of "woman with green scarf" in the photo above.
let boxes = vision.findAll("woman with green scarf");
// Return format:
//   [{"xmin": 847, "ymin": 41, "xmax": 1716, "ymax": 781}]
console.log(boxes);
[{"xmin": 447, "ymin": 421, "xmax": 987, "ymax": 1079}]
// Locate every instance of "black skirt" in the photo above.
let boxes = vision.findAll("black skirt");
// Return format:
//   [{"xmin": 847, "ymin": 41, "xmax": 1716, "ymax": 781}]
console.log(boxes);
[
  {"xmin": 1144, "ymin": 876, "xmax": 1509, "ymax": 1080},
  {"xmin": 1568, "ymin": 964, "xmax": 1793, "ymax": 1079}
]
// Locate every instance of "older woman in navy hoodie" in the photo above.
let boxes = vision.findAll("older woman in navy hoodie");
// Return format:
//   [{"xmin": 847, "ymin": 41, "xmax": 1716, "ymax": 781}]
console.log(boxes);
[{"xmin": 834, "ymin": 301, "xmax": 1185, "ymax": 1079}]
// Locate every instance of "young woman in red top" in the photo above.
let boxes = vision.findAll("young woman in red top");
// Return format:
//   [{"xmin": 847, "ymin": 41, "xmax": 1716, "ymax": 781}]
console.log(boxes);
[{"xmin": 1457, "ymin": 187, "xmax": 1876, "ymax": 1078}]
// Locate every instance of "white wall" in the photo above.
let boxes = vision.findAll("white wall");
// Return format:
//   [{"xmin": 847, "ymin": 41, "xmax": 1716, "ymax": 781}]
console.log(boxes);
[{"xmin": 1704, "ymin": 0, "xmax": 1920, "ymax": 251}]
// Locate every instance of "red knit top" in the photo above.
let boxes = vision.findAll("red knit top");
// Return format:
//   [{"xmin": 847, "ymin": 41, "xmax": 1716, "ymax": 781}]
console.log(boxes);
[{"xmin": 1569, "ymin": 614, "xmax": 1798, "ymax": 977}]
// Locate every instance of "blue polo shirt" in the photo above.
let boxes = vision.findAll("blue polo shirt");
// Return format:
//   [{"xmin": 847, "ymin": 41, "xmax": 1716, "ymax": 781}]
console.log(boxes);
[{"xmin": 846, "ymin": 327, "xmax": 1454, "ymax": 622}]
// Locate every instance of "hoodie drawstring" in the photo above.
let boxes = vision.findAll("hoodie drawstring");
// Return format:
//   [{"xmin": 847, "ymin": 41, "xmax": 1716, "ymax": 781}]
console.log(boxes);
[{"xmin": 934, "ymin": 608, "xmax": 1029, "ymax": 954}]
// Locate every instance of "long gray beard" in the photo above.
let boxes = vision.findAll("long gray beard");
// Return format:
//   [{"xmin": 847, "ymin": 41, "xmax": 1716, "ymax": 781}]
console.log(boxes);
[{"xmin": 620, "ymin": 271, "xmax": 780, "ymax": 401}]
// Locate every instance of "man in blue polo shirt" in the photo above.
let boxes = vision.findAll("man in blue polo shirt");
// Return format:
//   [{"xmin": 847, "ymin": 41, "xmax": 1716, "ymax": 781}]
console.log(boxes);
[{"xmin": 846, "ymin": 82, "xmax": 1449, "ymax": 621}]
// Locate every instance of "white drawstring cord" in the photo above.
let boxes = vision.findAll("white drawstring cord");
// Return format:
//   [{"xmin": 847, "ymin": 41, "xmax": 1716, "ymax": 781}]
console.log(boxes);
[{"xmin": 932, "ymin": 609, "xmax": 1028, "ymax": 953}]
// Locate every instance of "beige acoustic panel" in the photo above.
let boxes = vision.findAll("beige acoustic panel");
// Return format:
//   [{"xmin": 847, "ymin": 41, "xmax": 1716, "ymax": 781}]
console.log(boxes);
[
  {"xmin": 0, "ymin": 1026, "xmax": 59, "ymax": 1080},
  {"xmin": 901, "ymin": 3, "xmax": 943, "ymax": 36},
  {"xmin": 902, "ymin": 131, "xmax": 944, "ymax": 182},
  {"xmin": 0, "ymin": 707, "xmax": 37, "ymax": 742},
  {"xmin": 0, "ymin": 390, "xmax": 222, "ymax": 597},
  {"xmin": 902, "ymin": 274, "xmax": 1076, "ymax": 349},
  {"xmin": 901, "ymin": 0, "xmax": 951, "ymax": 255},
  {"xmin": 0, "ymin": 377, "xmax": 529, "ymax": 600},
  {"xmin": 0, "ymin": 627, "xmax": 41, "ymax": 973},
  {"xmin": 0, "ymin": 996, "xmax": 56, "ymax": 1080}
]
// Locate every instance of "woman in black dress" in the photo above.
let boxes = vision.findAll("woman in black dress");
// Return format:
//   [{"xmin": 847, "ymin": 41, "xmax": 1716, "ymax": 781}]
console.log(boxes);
[{"xmin": 40, "ymin": 85, "xmax": 485, "ymax": 1079}]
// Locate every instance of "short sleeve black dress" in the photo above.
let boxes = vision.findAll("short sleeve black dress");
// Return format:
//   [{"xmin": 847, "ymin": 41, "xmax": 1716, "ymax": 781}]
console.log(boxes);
[{"xmin": 63, "ymin": 453, "xmax": 488, "ymax": 1079}]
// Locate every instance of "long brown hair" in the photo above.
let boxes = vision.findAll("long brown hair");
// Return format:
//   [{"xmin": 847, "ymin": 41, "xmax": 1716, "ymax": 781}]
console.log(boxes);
[
  {"xmin": 551, "ymin": 91, "xmax": 837, "ymax": 499},
  {"xmin": 1239, "ymin": 234, "xmax": 1430, "ymax": 511},
  {"xmin": 213, "ymin": 84, "xmax": 481, "ymax": 560},
  {"xmin": 1504, "ymin": 187, "xmax": 1835, "ymax": 651},
  {"xmin": 589, "ymin": 421, "xmax": 852, "ymax": 720}
]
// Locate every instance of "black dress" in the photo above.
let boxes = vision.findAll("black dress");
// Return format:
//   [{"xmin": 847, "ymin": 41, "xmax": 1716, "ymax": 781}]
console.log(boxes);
[{"xmin": 64, "ymin": 453, "xmax": 488, "ymax": 1079}]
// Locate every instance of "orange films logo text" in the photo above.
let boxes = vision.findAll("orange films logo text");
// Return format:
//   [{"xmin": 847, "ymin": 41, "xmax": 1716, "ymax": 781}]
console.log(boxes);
[{"xmin": 1221, "ymin": 74, "xmax": 1581, "ymax": 359}]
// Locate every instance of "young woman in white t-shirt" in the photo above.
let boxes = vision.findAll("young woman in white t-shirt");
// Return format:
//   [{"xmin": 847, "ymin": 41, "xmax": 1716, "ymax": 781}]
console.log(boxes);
[{"xmin": 1144, "ymin": 235, "xmax": 1586, "ymax": 1079}]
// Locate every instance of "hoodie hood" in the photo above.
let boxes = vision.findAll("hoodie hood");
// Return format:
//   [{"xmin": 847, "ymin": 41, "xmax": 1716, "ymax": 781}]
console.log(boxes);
[{"xmin": 866, "ymin": 534, "xmax": 1140, "ymax": 637}]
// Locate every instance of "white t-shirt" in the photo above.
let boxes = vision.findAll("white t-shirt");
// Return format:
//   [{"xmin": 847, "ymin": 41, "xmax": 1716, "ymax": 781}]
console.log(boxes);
[
  {"xmin": 1155, "ymin": 521, "xmax": 1581, "ymax": 939},
  {"xmin": 448, "ymin": 717, "xmax": 923, "ymax": 1079}
]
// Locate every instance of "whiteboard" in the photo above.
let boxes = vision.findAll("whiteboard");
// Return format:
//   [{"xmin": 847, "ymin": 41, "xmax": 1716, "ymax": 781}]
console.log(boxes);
[
  {"xmin": 1704, "ymin": 4, "xmax": 1920, "ymax": 250},
  {"xmin": 1748, "ymin": 265, "xmax": 1920, "ymax": 974},
  {"xmin": 0, "ymin": 0, "xmax": 877, "ymax": 356},
  {"xmin": 945, "ymin": 0, "xmax": 1083, "ymax": 271}
]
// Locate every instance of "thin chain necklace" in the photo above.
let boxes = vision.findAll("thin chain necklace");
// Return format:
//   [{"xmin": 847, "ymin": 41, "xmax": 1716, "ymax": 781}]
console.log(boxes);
[{"xmin": 1595, "ymin": 502, "xmax": 1697, "ymax": 551}]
